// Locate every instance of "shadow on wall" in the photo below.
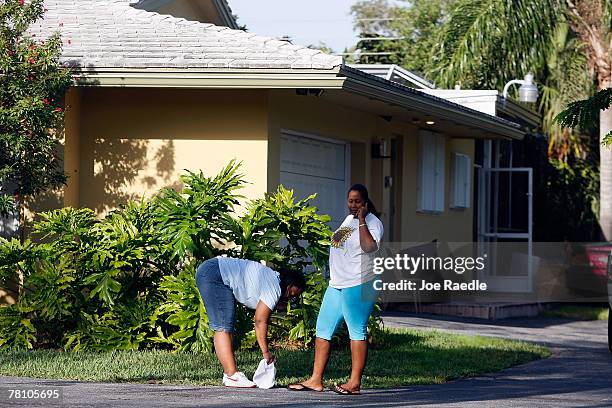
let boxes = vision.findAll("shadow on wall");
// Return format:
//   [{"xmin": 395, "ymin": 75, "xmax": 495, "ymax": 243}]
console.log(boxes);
[
  {"xmin": 141, "ymin": 140, "xmax": 176, "ymax": 190},
  {"xmin": 29, "ymin": 187, "xmax": 64, "ymax": 214},
  {"xmin": 92, "ymin": 137, "xmax": 149, "ymax": 213},
  {"xmin": 91, "ymin": 138, "xmax": 178, "ymax": 213}
]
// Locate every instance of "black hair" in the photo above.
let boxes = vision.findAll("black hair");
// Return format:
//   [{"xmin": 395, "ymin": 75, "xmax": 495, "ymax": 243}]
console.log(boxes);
[
  {"xmin": 348, "ymin": 183, "xmax": 380, "ymax": 218},
  {"xmin": 278, "ymin": 269, "xmax": 307, "ymax": 294}
]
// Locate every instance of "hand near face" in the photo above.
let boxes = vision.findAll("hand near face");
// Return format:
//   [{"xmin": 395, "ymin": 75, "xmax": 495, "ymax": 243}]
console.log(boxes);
[{"xmin": 357, "ymin": 201, "xmax": 369, "ymax": 220}]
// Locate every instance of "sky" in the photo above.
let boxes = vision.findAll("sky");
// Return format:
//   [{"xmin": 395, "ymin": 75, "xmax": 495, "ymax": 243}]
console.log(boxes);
[{"xmin": 228, "ymin": 0, "xmax": 369, "ymax": 53}]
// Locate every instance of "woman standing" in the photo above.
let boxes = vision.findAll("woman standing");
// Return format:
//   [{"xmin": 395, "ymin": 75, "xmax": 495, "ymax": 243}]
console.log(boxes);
[{"xmin": 289, "ymin": 184, "xmax": 383, "ymax": 395}]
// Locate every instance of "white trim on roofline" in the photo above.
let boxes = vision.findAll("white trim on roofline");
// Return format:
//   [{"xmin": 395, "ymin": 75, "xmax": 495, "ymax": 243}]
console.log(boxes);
[
  {"xmin": 67, "ymin": 65, "xmax": 525, "ymax": 140},
  {"xmin": 349, "ymin": 64, "xmax": 435, "ymax": 89}
]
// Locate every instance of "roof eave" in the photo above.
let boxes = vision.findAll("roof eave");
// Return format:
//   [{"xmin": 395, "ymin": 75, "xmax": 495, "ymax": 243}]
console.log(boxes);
[
  {"xmin": 339, "ymin": 66, "xmax": 525, "ymax": 140},
  {"xmin": 496, "ymin": 96, "xmax": 541, "ymax": 129},
  {"xmin": 67, "ymin": 65, "xmax": 524, "ymax": 140},
  {"xmin": 69, "ymin": 66, "xmax": 345, "ymax": 89}
]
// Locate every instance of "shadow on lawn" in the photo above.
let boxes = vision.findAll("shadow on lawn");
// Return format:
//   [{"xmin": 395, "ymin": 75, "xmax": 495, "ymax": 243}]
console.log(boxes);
[
  {"xmin": 0, "ymin": 330, "xmax": 547, "ymax": 390},
  {"xmin": 274, "ymin": 331, "xmax": 546, "ymax": 388}
]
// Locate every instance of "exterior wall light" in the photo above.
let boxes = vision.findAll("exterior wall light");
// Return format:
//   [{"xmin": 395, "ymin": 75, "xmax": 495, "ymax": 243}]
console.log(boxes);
[{"xmin": 502, "ymin": 73, "xmax": 539, "ymax": 103}]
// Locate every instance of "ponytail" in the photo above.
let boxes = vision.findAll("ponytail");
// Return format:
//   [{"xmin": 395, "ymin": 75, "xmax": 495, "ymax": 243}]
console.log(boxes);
[
  {"xmin": 348, "ymin": 184, "xmax": 380, "ymax": 218},
  {"xmin": 365, "ymin": 198, "xmax": 380, "ymax": 219}
]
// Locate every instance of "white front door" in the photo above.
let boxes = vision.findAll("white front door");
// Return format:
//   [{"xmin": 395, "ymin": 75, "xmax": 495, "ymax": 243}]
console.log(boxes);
[{"xmin": 280, "ymin": 131, "xmax": 350, "ymax": 230}]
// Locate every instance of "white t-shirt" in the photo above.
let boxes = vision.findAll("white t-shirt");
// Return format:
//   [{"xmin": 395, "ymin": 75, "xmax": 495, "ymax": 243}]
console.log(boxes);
[
  {"xmin": 216, "ymin": 256, "xmax": 282, "ymax": 310},
  {"xmin": 329, "ymin": 213, "xmax": 384, "ymax": 289}
]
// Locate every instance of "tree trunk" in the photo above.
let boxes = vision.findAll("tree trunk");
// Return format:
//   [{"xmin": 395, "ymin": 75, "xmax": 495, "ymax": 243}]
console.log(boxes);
[{"xmin": 599, "ymin": 101, "xmax": 612, "ymax": 240}]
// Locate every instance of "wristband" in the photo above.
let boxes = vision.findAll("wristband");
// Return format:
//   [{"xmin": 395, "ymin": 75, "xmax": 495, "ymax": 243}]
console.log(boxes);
[{"xmin": 359, "ymin": 223, "xmax": 367, "ymax": 227}]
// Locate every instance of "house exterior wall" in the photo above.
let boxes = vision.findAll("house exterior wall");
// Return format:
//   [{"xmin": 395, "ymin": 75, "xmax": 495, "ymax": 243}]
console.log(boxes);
[
  {"xmin": 400, "ymin": 131, "xmax": 475, "ymax": 242},
  {"xmin": 266, "ymin": 90, "xmax": 475, "ymax": 244},
  {"xmin": 64, "ymin": 88, "xmax": 81, "ymax": 207},
  {"xmin": 266, "ymin": 89, "xmax": 388, "ymax": 226},
  {"xmin": 10, "ymin": 86, "xmax": 480, "ymax": 306},
  {"xmin": 37, "ymin": 87, "xmax": 476, "ymax": 242},
  {"xmin": 266, "ymin": 90, "xmax": 381, "ymax": 191},
  {"xmin": 65, "ymin": 88, "xmax": 269, "ymax": 215}
]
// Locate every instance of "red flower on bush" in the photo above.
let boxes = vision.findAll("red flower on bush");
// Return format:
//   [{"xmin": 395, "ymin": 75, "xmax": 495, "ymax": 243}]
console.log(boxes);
[
  {"xmin": 54, "ymin": 107, "xmax": 63, "ymax": 113},
  {"xmin": 42, "ymin": 98, "xmax": 50, "ymax": 105},
  {"xmin": 28, "ymin": 57, "xmax": 35, "ymax": 64},
  {"xmin": 19, "ymin": 0, "xmax": 25, "ymax": 6}
]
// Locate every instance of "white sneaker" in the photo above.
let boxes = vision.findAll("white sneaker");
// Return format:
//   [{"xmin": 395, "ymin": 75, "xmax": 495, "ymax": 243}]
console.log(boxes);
[{"xmin": 222, "ymin": 371, "xmax": 257, "ymax": 388}]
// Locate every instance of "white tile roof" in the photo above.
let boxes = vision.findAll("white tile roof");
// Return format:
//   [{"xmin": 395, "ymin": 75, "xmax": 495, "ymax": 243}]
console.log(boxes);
[{"xmin": 29, "ymin": 0, "xmax": 343, "ymax": 70}]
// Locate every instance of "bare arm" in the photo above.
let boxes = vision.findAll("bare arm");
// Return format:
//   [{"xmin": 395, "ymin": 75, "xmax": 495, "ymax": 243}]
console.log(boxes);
[
  {"xmin": 357, "ymin": 205, "xmax": 378, "ymax": 253},
  {"xmin": 254, "ymin": 300, "xmax": 275, "ymax": 363}
]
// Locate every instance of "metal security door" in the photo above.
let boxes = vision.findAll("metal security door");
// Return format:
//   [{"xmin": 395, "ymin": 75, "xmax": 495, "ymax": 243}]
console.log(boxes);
[{"xmin": 477, "ymin": 167, "xmax": 534, "ymax": 292}]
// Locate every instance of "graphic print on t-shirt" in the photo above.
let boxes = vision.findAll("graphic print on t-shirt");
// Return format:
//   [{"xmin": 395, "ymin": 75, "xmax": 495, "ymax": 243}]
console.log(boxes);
[{"xmin": 331, "ymin": 226, "xmax": 355, "ymax": 249}]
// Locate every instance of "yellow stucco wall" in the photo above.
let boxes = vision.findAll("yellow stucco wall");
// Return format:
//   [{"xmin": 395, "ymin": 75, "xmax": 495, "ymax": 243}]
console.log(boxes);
[
  {"xmin": 400, "ymin": 129, "xmax": 475, "ymax": 242},
  {"xmin": 266, "ymin": 89, "xmax": 395, "ymax": 226},
  {"xmin": 76, "ymin": 88, "xmax": 269, "ymax": 214},
  {"xmin": 266, "ymin": 90, "xmax": 383, "ymax": 190},
  {"xmin": 43, "ymin": 86, "xmax": 476, "ymax": 242},
  {"xmin": 64, "ymin": 87, "xmax": 81, "ymax": 207},
  {"xmin": 266, "ymin": 89, "xmax": 475, "ymax": 243}
]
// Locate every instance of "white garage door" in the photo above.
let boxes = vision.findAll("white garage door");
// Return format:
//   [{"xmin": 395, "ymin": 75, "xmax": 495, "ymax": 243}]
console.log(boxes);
[{"xmin": 280, "ymin": 131, "xmax": 349, "ymax": 230}]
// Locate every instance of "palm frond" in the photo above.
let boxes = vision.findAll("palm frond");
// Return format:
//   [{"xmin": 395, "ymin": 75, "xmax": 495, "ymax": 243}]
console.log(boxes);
[
  {"xmin": 555, "ymin": 88, "xmax": 612, "ymax": 128},
  {"xmin": 555, "ymin": 88, "xmax": 612, "ymax": 144},
  {"xmin": 429, "ymin": 0, "xmax": 562, "ymax": 89}
]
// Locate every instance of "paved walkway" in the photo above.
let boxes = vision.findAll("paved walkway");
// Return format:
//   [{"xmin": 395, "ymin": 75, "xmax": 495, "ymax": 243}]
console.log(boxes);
[{"xmin": 1, "ymin": 313, "xmax": 611, "ymax": 407}]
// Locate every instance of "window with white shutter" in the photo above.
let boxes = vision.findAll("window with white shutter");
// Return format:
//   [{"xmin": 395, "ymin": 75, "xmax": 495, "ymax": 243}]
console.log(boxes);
[
  {"xmin": 451, "ymin": 153, "xmax": 471, "ymax": 209},
  {"xmin": 417, "ymin": 131, "xmax": 445, "ymax": 213}
]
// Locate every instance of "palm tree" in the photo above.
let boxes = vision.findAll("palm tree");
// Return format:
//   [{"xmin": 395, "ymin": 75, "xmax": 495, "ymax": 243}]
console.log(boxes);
[
  {"xmin": 429, "ymin": 0, "xmax": 611, "ymax": 238},
  {"xmin": 557, "ymin": 88, "xmax": 612, "ymax": 143}
]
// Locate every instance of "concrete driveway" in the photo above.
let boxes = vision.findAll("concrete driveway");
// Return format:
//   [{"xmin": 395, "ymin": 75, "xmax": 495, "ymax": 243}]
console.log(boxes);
[{"xmin": 1, "ymin": 313, "xmax": 611, "ymax": 407}]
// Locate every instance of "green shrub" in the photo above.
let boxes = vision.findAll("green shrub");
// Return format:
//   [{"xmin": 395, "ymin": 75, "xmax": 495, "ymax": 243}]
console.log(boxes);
[{"xmin": 0, "ymin": 162, "xmax": 374, "ymax": 352}]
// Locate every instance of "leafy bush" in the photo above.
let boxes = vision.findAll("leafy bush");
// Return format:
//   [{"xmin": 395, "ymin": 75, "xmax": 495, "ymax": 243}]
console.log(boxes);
[{"xmin": 0, "ymin": 162, "xmax": 375, "ymax": 352}]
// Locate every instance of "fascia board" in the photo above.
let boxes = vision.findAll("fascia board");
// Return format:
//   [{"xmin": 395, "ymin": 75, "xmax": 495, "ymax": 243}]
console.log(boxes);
[
  {"xmin": 341, "ymin": 69, "xmax": 525, "ymax": 140},
  {"xmin": 496, "ymin": 96, "xmax": 541, "ymax": 128},
  {"xmin": 70, "ymin": 68, "xmax": 345, "ymax": 89}
]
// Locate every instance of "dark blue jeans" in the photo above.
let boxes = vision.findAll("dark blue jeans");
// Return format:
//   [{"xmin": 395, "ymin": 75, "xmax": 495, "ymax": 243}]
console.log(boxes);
[{"xmin": 195, "ymin": 258, "xmax": 236, "ymax": 333}]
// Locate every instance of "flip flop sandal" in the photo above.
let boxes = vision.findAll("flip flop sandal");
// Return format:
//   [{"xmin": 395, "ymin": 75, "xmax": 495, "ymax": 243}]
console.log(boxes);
[
  {"xmin": 287, "ymin": 383, "xmax": 323, "ymax": 392},
  {"xmin": 331, "ymin": 384, "xmax": 361, "ymax": 395}
]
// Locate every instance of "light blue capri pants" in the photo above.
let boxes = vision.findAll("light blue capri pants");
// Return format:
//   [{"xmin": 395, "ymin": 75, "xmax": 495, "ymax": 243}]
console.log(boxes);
[{"xmin": 315, "ymin": 281, "xmax": 377, "ymax": 341}]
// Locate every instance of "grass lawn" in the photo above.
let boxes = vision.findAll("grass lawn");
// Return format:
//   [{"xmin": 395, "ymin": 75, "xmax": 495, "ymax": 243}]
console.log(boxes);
[
  {"xmin": 0, "ymin": 328, "xmax": 550, "ymax": 389},
  {"xmin": 541, "ymin": 304, "xmax": 610, "ymax": 321}
]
